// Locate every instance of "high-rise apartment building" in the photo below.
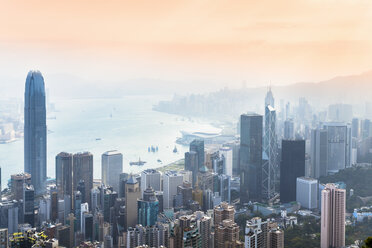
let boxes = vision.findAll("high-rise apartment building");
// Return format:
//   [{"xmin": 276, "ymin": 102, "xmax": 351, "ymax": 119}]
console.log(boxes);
[
  {"xmin": 321, "ymin": 184, "xmax": 346, "ymax": 248},
  {"xmin": 280, "ymin": 140, "xmax": 305, "ymax": 203},
  {"xmin": 24, "ymin": 70, "xmax": 47, "ymax": 194},
  {"xmin": 215, "ymin": 219, "xmax": 242, "ymax": 248},
  {"xmin": 102, "ymin": 150, "xmax": 123, "ymax": 192},
  {"xmin": 214, "ymin": 202, "xmax": 235, "ymax": 226},
  {"xmin": 240, "ymin": 114, "xmax": 263, "ymax": 203},
  {"xmin": 244, "ymin": 217, "xmax": 268, "ymax": 248}
]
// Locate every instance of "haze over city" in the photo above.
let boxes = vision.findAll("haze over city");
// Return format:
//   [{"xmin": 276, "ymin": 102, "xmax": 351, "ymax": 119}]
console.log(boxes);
[
  {"xmin": 1, "ymin": 0, "xmax": 372, "ymax": 97},
  {"xmin": 0, "ymin": 1, "xmax": 372, "ymax": 248}
]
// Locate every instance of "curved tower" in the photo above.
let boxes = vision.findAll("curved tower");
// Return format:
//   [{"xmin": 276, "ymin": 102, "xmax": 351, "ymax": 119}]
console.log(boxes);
[{"xmin": 24, "ymin": 70, "xmax": 47, "ymax": 194}]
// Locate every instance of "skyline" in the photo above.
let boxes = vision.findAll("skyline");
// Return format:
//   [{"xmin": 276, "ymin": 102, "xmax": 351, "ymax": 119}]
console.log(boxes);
[{"xmin": 1, "ymin": 0, "xmax": 372, "ymax": 95}]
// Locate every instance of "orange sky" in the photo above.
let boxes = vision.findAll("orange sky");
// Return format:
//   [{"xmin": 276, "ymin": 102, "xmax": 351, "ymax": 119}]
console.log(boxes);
[{"xmin": 0, "ymin": 0, "xmax": 372, "ymax": 87}]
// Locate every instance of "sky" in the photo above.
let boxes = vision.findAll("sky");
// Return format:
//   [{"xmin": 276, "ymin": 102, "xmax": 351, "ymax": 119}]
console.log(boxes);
[{"xmin": 0, "ymin": 0, "xmax": 372, "ymax": 93}]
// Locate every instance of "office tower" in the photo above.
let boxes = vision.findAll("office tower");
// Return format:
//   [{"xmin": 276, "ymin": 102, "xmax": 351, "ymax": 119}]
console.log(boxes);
[
  {"xmin": 185, "ymin": 151, "xmax": 198, "ymax": 187},
  {"xmin": 216, "ymin": 174, "xmax": 231, "ymax": 203},
  {"xmin": 214, "ymin": 202, "xmax": 235, "ymax": 226},
  {"xmin": 77, "ymin": 180, "xmax": 86, "ymax": 203},
  {"xmin": 263, "ymin": 89, "xmax": 278, "ymax": 201},
  {"xmin": 163, "ymin": 171, "xmax": 183, "ymax": 209},
  {"xmin": 140, "ymin": 169, "xmax": 161, "ymax": 195},
  {"xmin": 321, "ymin": 184, "xmax": 346, "ymax": 248},
  {"xmin": 102, "ymin": 151, "xmax": 123, "ymax": 192},
  {"xmin": 154, "ymin": 191, "xmax": 164, "ymax": 213},
  {"xmin": 51, "ymin": 189, "xmax": 58, "ymax": 222},
  {"xmin": 219, "ymin": 147, "xmax": 233, "ymax": 177},
  {"xmin": 352, "ymin": 118, "xmax": 359, "ymax": 138},
  {"xmin": 284, "ymin": 119, "xmax": 294, "ymax": 140},
  {"xmin": 104, "ymin": 235, "xmax": 113, "ymax": 248},
  {"xmin": 280, "ymin": 140, "xmax": 305, "ymax": 203},
  {"xmin": 91, "ymin": 188, "xmax": 100, "ymax": 213},
  {"xmin": 296, "ymin": 177, "xmax": 318, "ymax": 210},
  {"xmin": 23, "ymin": 184, "xmax": 35, "ymax": 227},
  {"xmin": 223, "ymin": 140, "xmax": 240, "ymax": 176},
  {"xmin": 73, "ymin": 152, "xmax": 93, "ymax": 207},
  {"xmin": 56, "ymin": 152, "xmax": 73, "ymax": 199},
  {"xmin": 74, "ymin": 191, "xmax": 82, "ymax": 232},
  {"xmin": 80, "ymin": 202, "xmax": 89, "ymax": 231},
  {"xmin": 103, "ymin": 189, "xmax": 118, "ymax": 223},
  {"xmin": 125, "ymin": 176, "xmax": 141, "ymax": 229},
  {"xmin": 328, "ymin": 104, "xmax": 353, "ymax": 123},
  {"xmin": 118, "ymin": 173, "xmax": 129, "ymax": 198},
  {"xmin": 177, "ymin": 182, "xmax": 193, "ymax": 208},
  {"xmin": 82, "ymin": 212, "xmax": 93, "ymax": 241},
  {"xmin": 215, "ymin": 219, "xmax": 242, "ymax": 248},
  {"xmin": 56, "ymin": 225, "xmax": 70, "ymax": 248},
  {"xmin": 10, "ymin": 173, "xmax": 31, "ymax": 201},
  {"xmin": 24, "ymin": 70, "xmax": 47, "ymax": 195},
  {"xmin": 137, "ymin": 186, "xmax": 159, "ymax": 227},
  {"xmin": 323, "ymin": 123, "xmax": 352, "ymax": 173},
  {"xmin": 310, "ymin": 129, "xmax": 328, "ymax": 178},
  {"xmin": 240, "ymin": 114, "xmax": 263, "ymax": 203},
  {"xmin": 190, "ymin": 139, "xmax": 205, "ymax": 170},
  {"xmin": 0, "ymin": 228, "xmax": 8, "ymax": 248},
  {"xmin": 268, "ymin": 228, "xmax": 284, "ymax": 248},
  {"xmin": 0, "ymin": 201, "xmax": 19, "ymax": 234},
  {"xmin": 361, "ymin": 119, "xmax": 371, "ymax": 139}
]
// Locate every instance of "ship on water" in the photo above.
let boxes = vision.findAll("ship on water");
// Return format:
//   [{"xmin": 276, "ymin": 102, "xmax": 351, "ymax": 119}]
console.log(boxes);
[{"xmin": 129, "ymin": 157, "xmax": 147, "ymax": 166}]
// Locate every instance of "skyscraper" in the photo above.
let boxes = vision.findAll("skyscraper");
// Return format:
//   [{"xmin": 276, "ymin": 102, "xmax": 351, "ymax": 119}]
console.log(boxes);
[
  {"xmin": 137, "ymin": 186, "xmax": 159, "ymax": 227},
  {"xmin": 321, "ymin": 184, "xmax": 346, "ymax": 248},
  {"xmin": 56, "ymin": 152, "xmax": 73, "ymax": 199},
  {"xmin": 284, "ymin": 119, "xmax": 294, "ymax": 140},
  {"xmin": 101, "ymin": 150, "xmax": 123, "ymax": 192},
  {"xmin": 263, "ymin": 88, "xmax": 278, "ymax": 201},
  {"xmin": 23, "ymin": 184, "xmax": 35, "ymax": 227},
  {"xmin": 185, "ymin": 151, "xmax": 198, "ymax": 187},
  {"xmin": 163, "ymin": 171, "xmax": 184, "ymax": 209},
  {"xmin": 73, "ymin": 152, "xmax": 93, "ymax": 207},
  {"xmin": 190, "ymin": 139, "xmax": 205, "ymax": 171},
  {"xmin": 24, "ymin": 70, "xmax": 47, "ymax": 195},
  {"xmin": 280, "ymin": 140, "xmax": 305, "ymax": 203},
  {"xmin": 125, "ymin": 175, "xmax": 141, "ymax": 229},
  {"xmin": 296, "ymin": 177, "xmax": 318, "ymax": 210},
  {"xmin": 140, "ymin": 169, "xmax": 161, "ymax": 195},
  {"xmin": 323, "ymin": 123, "xmax": 352, "ymax": 174},
  {"xmin": 240, "ymin": 114, "xmax": 263, "ymax": 203},
  {"xmin": 310, "ymin": 129, "xmax": 328, "ymax": 178}
]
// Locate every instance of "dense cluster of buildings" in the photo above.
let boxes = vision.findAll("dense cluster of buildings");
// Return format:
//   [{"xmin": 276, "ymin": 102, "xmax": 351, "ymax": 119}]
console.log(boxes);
[{"xmin": 0, "ymin": 70, "xmax": 370, "ymax": 247}]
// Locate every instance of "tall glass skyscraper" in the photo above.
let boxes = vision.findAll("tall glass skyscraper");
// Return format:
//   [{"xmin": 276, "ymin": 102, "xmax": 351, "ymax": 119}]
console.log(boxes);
[
  {"xmin": 24, "ymin": 70, "xmax": 47, "ymax": 195},
  {"xmin": 240, "ymin": 113, "xmax": 263, "ymax": 203}
]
